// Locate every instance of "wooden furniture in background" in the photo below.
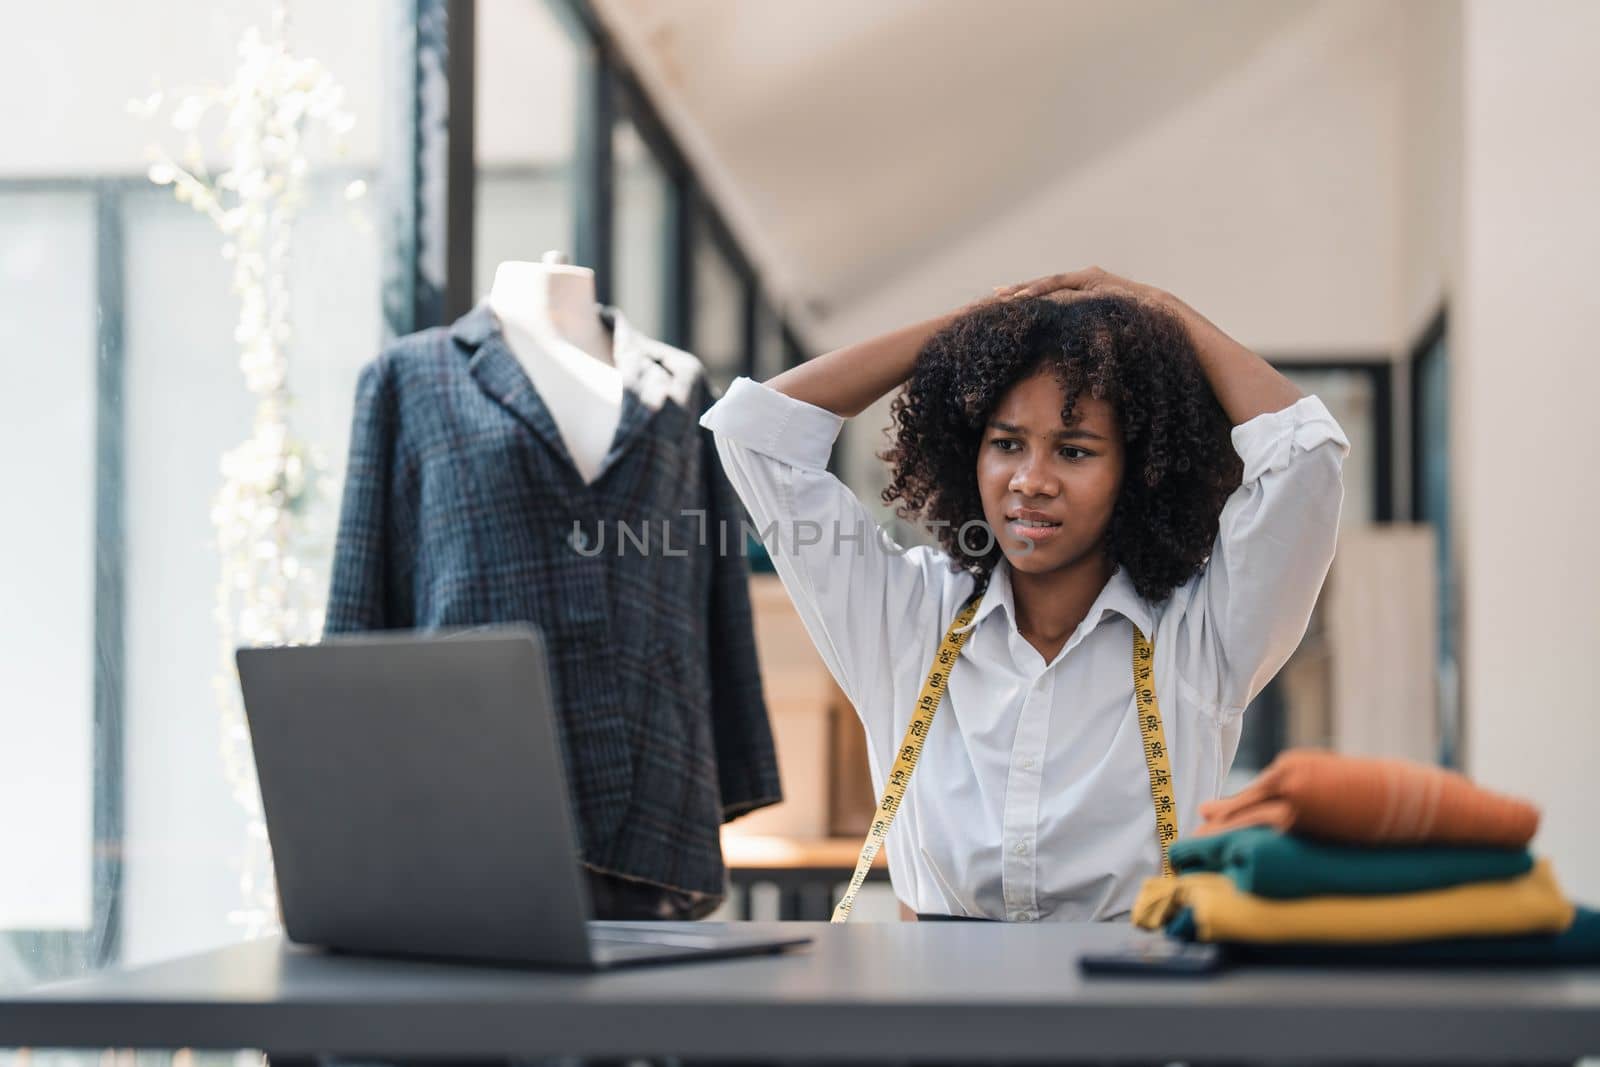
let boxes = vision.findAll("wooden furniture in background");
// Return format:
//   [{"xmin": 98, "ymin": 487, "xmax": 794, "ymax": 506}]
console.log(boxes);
[
  {"xmin": 826, "ymin": 672, "xmax": 876, "ymax": 838},
  {"xmin": 731, "ymin": 574, "xmax": 831, "ymax": 839},
  {"xmin": 720, "ymin": 832, "xmax": 887, "ymax": 920},
  {"xmin": 1327, "ymin": 525, "xmax": 1440, "ymax": 762}
]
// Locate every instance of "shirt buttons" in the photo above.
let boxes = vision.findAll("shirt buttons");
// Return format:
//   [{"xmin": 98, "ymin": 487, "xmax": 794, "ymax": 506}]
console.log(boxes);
[
  {"xmin": 1013, "ymin": 841, "xmax": 1028, "ymax": 855},
  {"xmin": 568, "ymin": 527, "xmax": 592, "ymax": 553},
  {"xmin": 1012, "ymin": 910, "xmax": 1035, "ymax": 922},
  {"xmin": 1021, "ymin": 758, "xmax": 1036, "ymax": 770}
]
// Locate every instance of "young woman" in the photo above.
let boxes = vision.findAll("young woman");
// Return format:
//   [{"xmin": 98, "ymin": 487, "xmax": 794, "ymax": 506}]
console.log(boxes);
[{"xmin": 699, "ymin": 266, "xmax": 1349, "ymax": 922}]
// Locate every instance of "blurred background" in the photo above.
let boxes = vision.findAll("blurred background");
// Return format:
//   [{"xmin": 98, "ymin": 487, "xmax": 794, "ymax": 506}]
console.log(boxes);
[{"xmin": 1, "ymin": 0, "xmax": 1596, "ymax": 1018}]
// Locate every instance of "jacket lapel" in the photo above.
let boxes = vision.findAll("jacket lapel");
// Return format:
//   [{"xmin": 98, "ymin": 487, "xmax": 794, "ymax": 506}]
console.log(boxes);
[
  {"xmin": 452, "ymin": 301, "xmax": 695, "ymax": 485},
  {"xmin": 586, "ymin": 306, "xmax": 657, "ymax": 481},
  {"xmin": 594, "ymin": 387, "xmax": 650, "ymax": 482},
  {"xmin": 454, "ymin": 302, "xmax": 583, "ymax": 475}
]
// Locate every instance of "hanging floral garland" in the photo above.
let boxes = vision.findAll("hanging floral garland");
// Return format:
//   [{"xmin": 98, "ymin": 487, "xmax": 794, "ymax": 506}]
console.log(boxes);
[{"xmin": 132, "ymin": 2, "xmax": 364, "ymax": 937}]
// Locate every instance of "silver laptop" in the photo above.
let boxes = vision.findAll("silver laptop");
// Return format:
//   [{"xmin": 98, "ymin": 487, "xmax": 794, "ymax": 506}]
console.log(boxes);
[{"xmin": 234, "ymin": 626, "xmax": 810, "ymax": 970}]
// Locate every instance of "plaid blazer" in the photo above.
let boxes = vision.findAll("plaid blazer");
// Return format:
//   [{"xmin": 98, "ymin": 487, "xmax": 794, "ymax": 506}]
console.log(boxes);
[{"xmin": 324, "ymin": 302, "xmax": 781, "ymax": 898}]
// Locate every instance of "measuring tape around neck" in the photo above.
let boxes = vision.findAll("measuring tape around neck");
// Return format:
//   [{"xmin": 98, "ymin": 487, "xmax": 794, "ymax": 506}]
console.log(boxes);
[
  {"xmin": 1133, "ymin": 625, "xmax": 1179, "ymax": 877},
  {"xmin": 830, "ymin": 599, "xmax": 1179, "ymax": 923}
]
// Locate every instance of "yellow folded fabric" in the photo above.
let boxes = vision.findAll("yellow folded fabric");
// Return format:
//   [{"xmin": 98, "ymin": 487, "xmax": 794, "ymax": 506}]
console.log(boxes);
[{"xmin": 1132, "ymin": 858, "xmax": 1574, "ymax": 944}]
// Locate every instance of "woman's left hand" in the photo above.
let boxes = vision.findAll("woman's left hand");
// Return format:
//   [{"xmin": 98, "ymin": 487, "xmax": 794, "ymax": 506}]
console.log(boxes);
[{"xmin": 992, "ymin": 266, "xmax": 1169, "ymax": 309}]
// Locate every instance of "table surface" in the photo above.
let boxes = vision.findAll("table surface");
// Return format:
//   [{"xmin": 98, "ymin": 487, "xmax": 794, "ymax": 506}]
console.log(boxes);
[{"xmin": 7, "ymin": 922, "xmax": 1600, "ymax": 1063}]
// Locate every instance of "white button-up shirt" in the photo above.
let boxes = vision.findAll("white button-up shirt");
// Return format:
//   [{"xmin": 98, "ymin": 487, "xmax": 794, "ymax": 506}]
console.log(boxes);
[{"xmin": 700, "ymin": 377, "xmax": 1349, "ymax": 921}]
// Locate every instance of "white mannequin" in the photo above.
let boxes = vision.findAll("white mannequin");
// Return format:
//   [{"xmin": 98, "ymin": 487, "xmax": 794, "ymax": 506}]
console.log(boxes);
[{"xmin": 487, "ymin": 251, "xmax": 624, "ymax": 484}]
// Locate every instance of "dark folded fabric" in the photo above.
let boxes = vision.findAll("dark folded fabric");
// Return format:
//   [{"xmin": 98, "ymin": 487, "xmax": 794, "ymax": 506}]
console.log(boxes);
[
  {"xmin": 1168, "ymin": 826, "xmax": 1534, "ymax": 899},
  {"xmin": 1169, "ymin": 906, "xmax": 1600, "ymax": 965}
]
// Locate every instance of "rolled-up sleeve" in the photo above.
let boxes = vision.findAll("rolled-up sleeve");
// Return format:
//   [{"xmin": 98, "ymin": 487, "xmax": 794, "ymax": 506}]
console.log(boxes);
[
  {"xmin": 1185, "ymin": 394, "xmax": 1351, "ymax": 714},
  {"xmin": 699, "ymin": 375, "xmax": 843, "ymax": 473},
  {"xmin": 699, "ymin": 377, "xmax": 944, "ymax": 736}
]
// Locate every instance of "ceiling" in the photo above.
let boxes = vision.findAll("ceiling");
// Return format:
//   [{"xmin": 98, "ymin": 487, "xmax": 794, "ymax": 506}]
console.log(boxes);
[{"xmin": 591, "ymin": 0, "xmax": 1322, "ymax": 331}]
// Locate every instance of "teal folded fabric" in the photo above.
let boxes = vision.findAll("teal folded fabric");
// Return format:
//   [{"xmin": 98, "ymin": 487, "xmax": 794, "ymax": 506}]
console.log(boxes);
[
  {"xmin": 1166, "ymin": 907, "xmax": 1202, "ymax": 941},
  {"xmin": 1168, "ymin": 826, "xmax": 1534, "ymax": 899},
  {"xmin": 1199, "ymin": 907, "xmax": 1600, "ymax": 966}
]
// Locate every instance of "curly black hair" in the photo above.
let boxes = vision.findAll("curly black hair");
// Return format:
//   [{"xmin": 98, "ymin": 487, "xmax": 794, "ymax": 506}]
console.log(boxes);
[{"xmin": 879, "ymin": 294, "xmax": 1242, "ymax": 602}]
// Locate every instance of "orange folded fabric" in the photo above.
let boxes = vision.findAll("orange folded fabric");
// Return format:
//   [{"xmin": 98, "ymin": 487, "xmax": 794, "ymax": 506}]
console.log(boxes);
[{"xmin": 1197, "ymin": 749, "xmax": 1540, "ymax": 849}]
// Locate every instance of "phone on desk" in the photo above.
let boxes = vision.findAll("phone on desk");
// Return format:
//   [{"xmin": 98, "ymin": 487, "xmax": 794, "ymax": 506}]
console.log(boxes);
[{"xmin": 1078, "ymin": 938, "xmax": 1225, "ymax": 976}]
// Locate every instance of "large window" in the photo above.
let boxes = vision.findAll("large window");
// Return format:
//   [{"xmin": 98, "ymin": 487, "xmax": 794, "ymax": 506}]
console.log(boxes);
[
  {"xmin": 0, "ymin": 1, "xmax": 392, "ymax": 991},
  {"xmin": 1412, "ymin": 313, "xmax": 1456, "ymax": 766},
  {"xmin": 754, "ymin": 297, "xmax": 788, "ymax": 381},
  {"xmin": 0, "ymin": 189, "xmax": 98, "ymax": 979},
  {"xmin": 690, "ymin": 213, "xmax": 747, "ymax": 393},
  {"xmin": 1, "ymin": 0, "xmax": 809, "ymax": 1016},
  {"xmin": 472, "ymin": 0, "xmax": 577, "ymax": 300},
  {"xmin": 610, "ymin": 116, "xmax": 671, "ymax": 339}
]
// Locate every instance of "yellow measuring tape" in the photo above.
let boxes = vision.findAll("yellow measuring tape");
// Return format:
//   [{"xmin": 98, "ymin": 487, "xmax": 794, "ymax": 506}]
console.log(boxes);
[
  {"xmin": 1133, "ymin": 626, "xmax": 1180, "ymax": 877},
  {"xmin": 830, "ymin": 599, "xmax": 1179, "ymax": 923}
]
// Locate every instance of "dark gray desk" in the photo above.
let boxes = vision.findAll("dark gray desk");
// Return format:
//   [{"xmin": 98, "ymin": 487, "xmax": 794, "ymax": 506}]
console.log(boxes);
[{"xmin": 5, "ymin": 922, "xmax": 1599, "ymax": 1064}]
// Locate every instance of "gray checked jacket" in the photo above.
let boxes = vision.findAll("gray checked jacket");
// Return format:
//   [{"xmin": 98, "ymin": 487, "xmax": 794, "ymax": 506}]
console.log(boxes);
[{"xmin": 324, "ymin": 302, "xmax": 781, "ymax": 898}]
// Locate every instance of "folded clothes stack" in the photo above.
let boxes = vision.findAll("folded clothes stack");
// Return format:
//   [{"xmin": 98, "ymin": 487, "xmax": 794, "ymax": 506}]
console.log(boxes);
[{"xmin": 1132, "ymin": 749, "xmax": 1600, "ymax": 964}]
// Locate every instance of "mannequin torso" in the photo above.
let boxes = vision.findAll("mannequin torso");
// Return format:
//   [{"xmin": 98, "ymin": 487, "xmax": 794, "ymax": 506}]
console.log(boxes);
[{"xmin": 487, "ymin": 257, "xmax": 623, "ymax": 485}]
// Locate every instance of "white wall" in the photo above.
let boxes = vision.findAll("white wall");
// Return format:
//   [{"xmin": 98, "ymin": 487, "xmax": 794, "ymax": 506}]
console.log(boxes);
[
  {"xmin": 1457, "ymin": 0, "xmax": 1600, "ymax": 901},
  {"xmin": 1395, "ymin": 0, "xmax": 1462, "ymax": 350}
]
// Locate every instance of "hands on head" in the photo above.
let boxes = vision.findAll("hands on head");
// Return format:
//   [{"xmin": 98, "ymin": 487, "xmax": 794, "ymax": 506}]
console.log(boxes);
[{"xmin": 992, "ymin": 266, "xmax": 1169, "ymax": 310}]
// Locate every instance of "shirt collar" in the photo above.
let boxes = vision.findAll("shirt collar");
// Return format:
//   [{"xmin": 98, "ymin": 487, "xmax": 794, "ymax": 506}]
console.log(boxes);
[
  {"xmin": 959, "ymin": 558, "xmax": 1155, "ymax": 641},
  {"xmin": 453, "ymin": 299, "xmax": 701, "ymax": 413},
  {"xmin": 599, "ymin": 304, "xmax": 700, "ymax": 412},
  {"xmin": 452, "ymin": 300, "xmax": 707, "ymax": 482}
]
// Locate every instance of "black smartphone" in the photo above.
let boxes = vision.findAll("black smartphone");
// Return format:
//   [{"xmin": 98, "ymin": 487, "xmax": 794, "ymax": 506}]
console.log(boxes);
[{"xmin": 1078, "ymin": 938, "xmax": 1225, "ymax": 976}]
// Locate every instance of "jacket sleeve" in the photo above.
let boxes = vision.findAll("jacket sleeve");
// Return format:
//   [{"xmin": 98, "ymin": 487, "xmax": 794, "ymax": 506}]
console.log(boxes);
[
  {"xmin": 697, "ymin": 377, "xmax": 783, "ymax": 821},
  {"xmin": 324, "ymin": 355, "xmax": 413, "ymax": 635}
]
